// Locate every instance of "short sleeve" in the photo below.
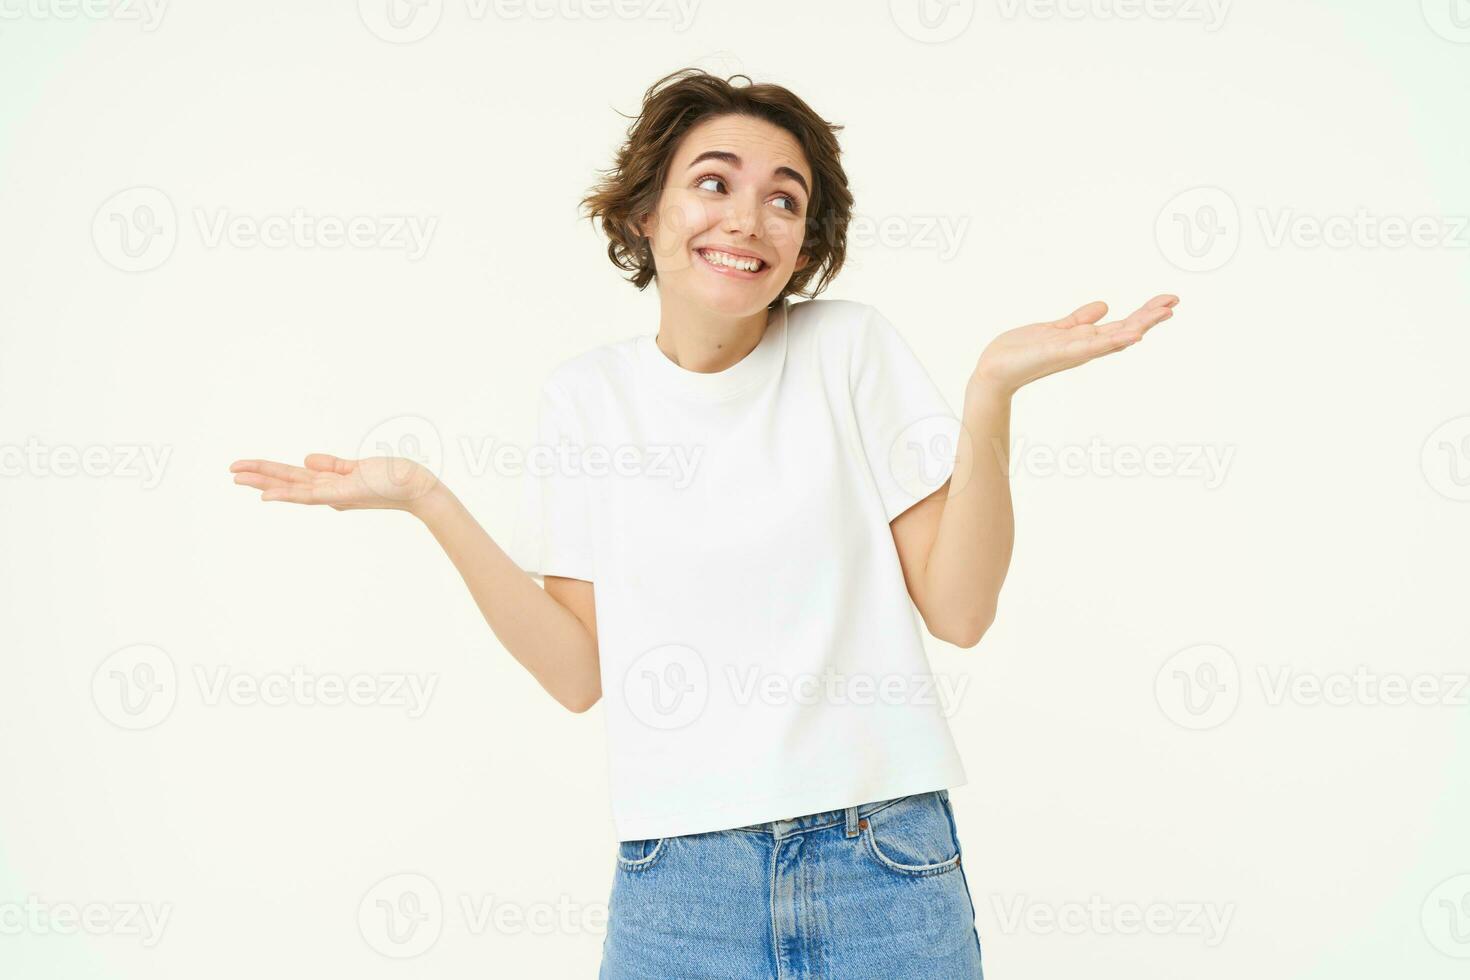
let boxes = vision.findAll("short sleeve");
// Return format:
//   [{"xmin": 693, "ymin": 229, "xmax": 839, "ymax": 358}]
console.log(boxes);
[
  {"xmin": 850, "ymin": 304, "xmax": 963, "ymax": 523},
  {"xmin": 506, "ymin": 378, "xmax": 596, "ymax": 583}
]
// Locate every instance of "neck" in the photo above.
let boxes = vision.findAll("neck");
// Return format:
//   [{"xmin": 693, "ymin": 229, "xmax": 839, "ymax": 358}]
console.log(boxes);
[{"xmin": 653, "ymin": 294, "xmax": 773, "ymax": 374}]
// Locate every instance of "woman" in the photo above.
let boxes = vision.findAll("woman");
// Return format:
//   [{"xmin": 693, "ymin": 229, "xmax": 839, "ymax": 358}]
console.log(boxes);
[{"xmin": 230, "ymin": 68, "xmax": 1177, "ymax": 978}]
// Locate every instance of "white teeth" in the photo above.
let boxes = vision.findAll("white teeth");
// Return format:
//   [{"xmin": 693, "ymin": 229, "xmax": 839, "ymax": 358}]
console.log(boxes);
[{"xmin": 699, "ymin": 248, "xmax": 762, "ymax": 272}]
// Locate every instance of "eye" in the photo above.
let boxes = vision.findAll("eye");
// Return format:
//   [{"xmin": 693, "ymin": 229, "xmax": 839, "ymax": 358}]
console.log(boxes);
[{"xmin": 694, "ymin": 174, "xmax": 803, "ymax": 216}]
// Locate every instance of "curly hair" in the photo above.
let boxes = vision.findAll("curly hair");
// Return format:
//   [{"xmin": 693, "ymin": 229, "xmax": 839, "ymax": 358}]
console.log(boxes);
[{"xmin": 580, "ymin": 68, "xmax": 854, "ymax": 308}]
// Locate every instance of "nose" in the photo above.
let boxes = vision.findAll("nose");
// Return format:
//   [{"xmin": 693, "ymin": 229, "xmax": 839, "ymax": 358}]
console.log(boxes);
[{"xmin": 721, "ymin": 189, "xmax": 761, "ymax": 238}]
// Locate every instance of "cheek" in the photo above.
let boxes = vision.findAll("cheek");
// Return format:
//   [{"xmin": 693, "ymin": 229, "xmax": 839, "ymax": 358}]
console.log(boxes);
[
  {"xmin": 652, "ymin": 194, "xmax": 714, "ymax": 245},
  {"xmin": 765, "ymin": 217, "xmax": 806, "ymax": 260}
]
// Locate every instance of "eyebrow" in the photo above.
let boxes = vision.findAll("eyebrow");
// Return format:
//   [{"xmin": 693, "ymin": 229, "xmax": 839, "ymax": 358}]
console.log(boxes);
[{"xmin": 686, "ymin": 150, "xmax": 810, "ymax": 196}]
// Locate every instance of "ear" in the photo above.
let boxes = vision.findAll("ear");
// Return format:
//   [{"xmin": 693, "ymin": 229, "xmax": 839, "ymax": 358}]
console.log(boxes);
[{"xmin": 794, "ymin": 250, "xmax": 811, "ymax": 272}]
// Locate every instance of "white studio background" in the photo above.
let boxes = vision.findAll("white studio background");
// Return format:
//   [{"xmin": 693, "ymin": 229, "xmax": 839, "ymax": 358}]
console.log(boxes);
[{"xmin": 2, "ymin": 2, "xmax": 1467, "ymax": 978}]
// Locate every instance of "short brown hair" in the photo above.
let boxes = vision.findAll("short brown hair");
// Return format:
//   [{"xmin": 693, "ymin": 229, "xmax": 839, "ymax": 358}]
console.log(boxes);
[{"xmin": 581, "ymin": 68, "xmax": 854, "ymax": 308}]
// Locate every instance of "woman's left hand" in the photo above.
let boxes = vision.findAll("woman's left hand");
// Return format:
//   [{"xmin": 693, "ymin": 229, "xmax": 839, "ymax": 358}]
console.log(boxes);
[{"xmin": 970, "ymin": 294, "xmax": 1179, "ymax": 397}]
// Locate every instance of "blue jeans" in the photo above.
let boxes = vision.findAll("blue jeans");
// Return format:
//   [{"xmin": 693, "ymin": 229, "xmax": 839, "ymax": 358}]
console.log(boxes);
[{"xmin": 600, "ymin": 789, "xmax": 984, "ymax": 978}]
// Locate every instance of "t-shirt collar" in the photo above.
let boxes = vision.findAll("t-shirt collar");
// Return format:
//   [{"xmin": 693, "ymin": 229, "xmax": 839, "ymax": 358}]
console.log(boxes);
[{"xmin": 637, "ymin": 298, "xmax": 788, "ymax": 402}]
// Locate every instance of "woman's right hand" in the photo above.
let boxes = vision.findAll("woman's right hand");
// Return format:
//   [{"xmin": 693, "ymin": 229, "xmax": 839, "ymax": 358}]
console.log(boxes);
[{"xmin": 229, "ymin": 453, "xmax": 441, "ymax": 513}]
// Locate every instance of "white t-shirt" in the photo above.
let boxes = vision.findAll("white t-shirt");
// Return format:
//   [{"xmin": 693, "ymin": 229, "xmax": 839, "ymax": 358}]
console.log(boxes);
[{"xmin": 508, "ymin": 296, "xmax": 969, "ymax": 840}]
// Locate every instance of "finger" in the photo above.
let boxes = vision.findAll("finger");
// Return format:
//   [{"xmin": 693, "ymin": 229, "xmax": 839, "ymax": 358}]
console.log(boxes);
[
  {"xmin": 304, "ymin": 453, "xmax": 355, "ymax": 474},
  {"xmin": 1052, "ymin": 300, "xmax": 1108, "ymax": 328},
  {"xmin": 1099, "ymin": 304, "xmax": 1174, "ymax": 343},
  {"xmin": 1143, "ymin": 293, "xmax": 1180, "ymax": 310},
  {"xmin": 260, "ymin": 483, "xmax": 329, "ymax": 504},
  {"xmin": 231, "ymin": 458, "xmax": 315, "ymax": 483},
  {"xmin": 233, "ymin": 472, "xmax": 291, "ymax": 492}
]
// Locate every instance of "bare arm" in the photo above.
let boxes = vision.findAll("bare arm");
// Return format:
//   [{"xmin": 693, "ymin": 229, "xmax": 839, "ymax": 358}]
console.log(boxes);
[
  {"xmin": 412, "ymin": 486, "xmax": 601, "ymax": 712},
  {"xmin": 894, "ymin": 294, "xmax": 1179, "ymax": 648},
  {"xmin": 229, "ymin": 454, "xmax": 601, "ymax": 712}
]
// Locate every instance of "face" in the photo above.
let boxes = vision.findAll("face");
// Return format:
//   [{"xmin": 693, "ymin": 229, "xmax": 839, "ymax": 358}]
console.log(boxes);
[{"xmin": 637, "ymin": 113, "xmax": 812, "ymax": 318}]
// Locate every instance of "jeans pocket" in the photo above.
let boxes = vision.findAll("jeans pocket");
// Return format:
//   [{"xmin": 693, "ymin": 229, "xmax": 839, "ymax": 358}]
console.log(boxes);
[
  {"xmin": 615, "ymin": 836, "xmax": 668, "ymax": 873},
  {"xmin": 861, "ymin": 792, "xmax": 962, "ymax": 878}
]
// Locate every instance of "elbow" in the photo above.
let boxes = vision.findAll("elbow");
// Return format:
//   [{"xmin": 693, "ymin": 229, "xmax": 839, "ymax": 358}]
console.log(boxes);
[
  {"xmin": 562, "ymin": 688, "xmax": 602, "ymax": 714},
  {"xmin": 931, "ymin": 606, "xmax": 995, "ymax": 650}
]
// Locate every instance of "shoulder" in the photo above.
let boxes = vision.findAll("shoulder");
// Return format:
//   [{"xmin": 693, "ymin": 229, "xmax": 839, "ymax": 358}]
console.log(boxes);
[
  {"xmin": 787, "ymin": 297, "xmax": 908, "ymax": 370},
  {"xmin": 536, "ymin": 335, "xmax": 640, "ymax": 416}
]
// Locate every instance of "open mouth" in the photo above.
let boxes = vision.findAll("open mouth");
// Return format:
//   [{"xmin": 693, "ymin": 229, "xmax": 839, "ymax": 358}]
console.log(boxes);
[{"xmin": 695, "ymin": 246, "xmax": 768, "ymax": 277}]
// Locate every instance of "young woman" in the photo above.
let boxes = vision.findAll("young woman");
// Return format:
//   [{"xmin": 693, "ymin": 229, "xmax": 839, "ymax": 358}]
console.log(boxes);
[{"xmin": 230, "ymin": 68, "xmax": 1177, "ymax": 978}]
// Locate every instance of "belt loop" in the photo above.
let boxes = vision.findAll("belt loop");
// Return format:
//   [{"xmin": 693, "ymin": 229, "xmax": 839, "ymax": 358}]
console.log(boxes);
[{"xmin": 844, "ymin": 805, "xmax": 861, "ymax": 838}]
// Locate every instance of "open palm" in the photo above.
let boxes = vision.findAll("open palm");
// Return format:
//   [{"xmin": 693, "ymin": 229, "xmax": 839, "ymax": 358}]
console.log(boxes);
[
  {"xmin": 229, "ymin": 453, "xmax": 438, "ymax": 511},
  {"xmin": 974, "ymin": 294, "xmax": 1179, "ymax": 395}
]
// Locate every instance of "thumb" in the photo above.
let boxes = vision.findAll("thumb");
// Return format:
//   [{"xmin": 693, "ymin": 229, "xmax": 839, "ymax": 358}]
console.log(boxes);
[
  {"xmin": 1053, "ymin": 300, "xmax": 1108, "ymax": 328},
  {"xmin": 304, "ymin": 452, "xmax": 354, "ymax": 474}
]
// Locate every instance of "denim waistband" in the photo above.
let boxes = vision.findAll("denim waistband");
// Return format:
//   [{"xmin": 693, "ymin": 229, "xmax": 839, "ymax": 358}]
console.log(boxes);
[{"xmin": 726, "ymin": 788, "xmax": 949, "ymax": 840}]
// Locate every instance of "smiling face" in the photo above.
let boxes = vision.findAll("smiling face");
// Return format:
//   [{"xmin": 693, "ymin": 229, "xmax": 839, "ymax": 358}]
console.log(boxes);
[{"xmin": 637, "ymin": 113, "xmax": 813, "ymax": 318}]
